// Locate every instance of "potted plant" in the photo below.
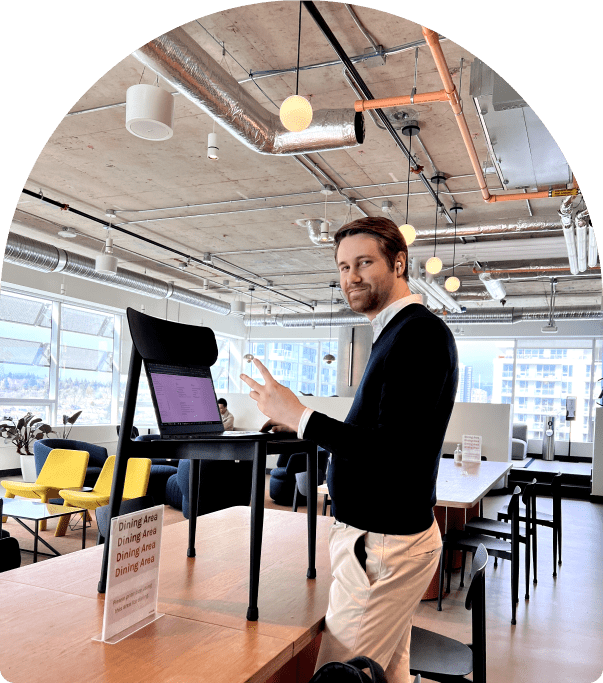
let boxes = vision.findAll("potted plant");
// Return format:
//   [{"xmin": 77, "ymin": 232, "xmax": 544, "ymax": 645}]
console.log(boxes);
[
  {"xmin": 0, "ymin": 412, "xmax": 56, "ymax": 481},
  {"xmin": 61, "ymin": 410, "xmax": 82, "ymax": 438}
]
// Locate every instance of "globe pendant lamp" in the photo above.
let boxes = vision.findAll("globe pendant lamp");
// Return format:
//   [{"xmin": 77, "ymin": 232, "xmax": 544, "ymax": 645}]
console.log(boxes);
[
  {"xmin": 398, "ymin": 121, "xmax": 418, "ymax": 246},
  {"xmin": 323, "ymin": 282, "xmax": 336, "ymax": 364},
  {"xmin": 445, "ymin": 203, "xmax": 463, "ymax": 292},
  {"xmin": 426, "ymin": 173, "xmax": 445, "ymax": 275},
  {"xmin": 279, "ymin": 3, "xmax": 312, "ymax": 132},
  {"xmin": 243, "ymin": 286, "xmax": 255, "ymax": 362}
]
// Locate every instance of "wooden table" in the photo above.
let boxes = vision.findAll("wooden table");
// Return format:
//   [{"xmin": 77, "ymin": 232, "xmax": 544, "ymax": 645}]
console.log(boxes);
[{"xmin": 0, "ymin": 506, "xmax": 333, "ymax": 683}]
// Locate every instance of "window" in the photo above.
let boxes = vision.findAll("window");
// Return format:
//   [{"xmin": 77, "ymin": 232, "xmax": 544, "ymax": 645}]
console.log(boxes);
[
  {"xmin": 0, "ymin": 288, "xmax": 121, "ymax": 427},
  {"xmin": 246, "ymin": 340, "xmax": 338, "ymax": 396},
  {"xmin": 0, "ymin": 291, "xmax": 52, "ymax": 401},
  {"xmin": 502, "ymin": 364, "xmax": 513, "ymax": 378},
  {"xmin": 455, "ymin": 340, "xmax": 515, "ymax": 404}
]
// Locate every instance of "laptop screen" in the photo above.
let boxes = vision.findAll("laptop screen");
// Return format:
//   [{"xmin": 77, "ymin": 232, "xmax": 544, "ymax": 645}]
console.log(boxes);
[{"xmin": 145, "ymin": 362, "xmax": 223, "ymax": 432}]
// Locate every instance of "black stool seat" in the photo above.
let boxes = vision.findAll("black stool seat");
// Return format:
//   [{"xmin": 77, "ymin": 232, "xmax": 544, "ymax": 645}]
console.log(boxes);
[{"xmin": 410, "ymin": 626, "xmax": 473, "ymax": 678}]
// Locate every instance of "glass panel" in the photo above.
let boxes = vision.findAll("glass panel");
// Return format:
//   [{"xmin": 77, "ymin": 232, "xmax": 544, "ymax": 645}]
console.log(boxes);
[
  {"xmin": 213, "ymin": 335, "xmax": 232, "ymax": 393},
  {"xmin": 0, "ymin": 405, "xmax": 50, "ymax": 424},
  {"xmin": 513, "ymin": 344, "xmax": 593, "ymax": 442},
  {"xmin": 0, "ymin": 291, "xmax": 52, "ymax": 399},
  {"xmin": 58, "ymin": 305, "xmax": 115, "ymax": 425},
  {"xmin": 456, "ymin": 340, "xmax": 514, "ymax": 404},
  {"xmin": 119, "ymin": 372, "xmax": 157, "ymax": 427}
]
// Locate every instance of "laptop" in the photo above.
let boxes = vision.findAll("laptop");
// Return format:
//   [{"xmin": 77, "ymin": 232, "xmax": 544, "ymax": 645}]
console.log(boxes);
[{"xmin": 144, "ymin": 361, "xmax": 263, "ymax": 440}]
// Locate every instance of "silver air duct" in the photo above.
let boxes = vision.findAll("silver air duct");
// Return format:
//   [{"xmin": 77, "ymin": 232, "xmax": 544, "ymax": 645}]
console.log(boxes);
[
  {"xmin": 443, "ymin": 307, "xmax": 603, "ymax": 325},
  {"xmin": 244, "ymin": 311, "xmax": 369, "ymax": 327},
  {"xmin": 559, "ymin": 195, "xmax": 579, "ymax": 274},
  {"xmin": 133, "ymin": 28, "xmax": 364, "ymax": 156},
  {"xmin": 575, "ymin": 209, "xmax": 589, "ymax": 272},
  {"xmin": 4, "ymin": 233, "xmax": 231, "ymax": 316},
  {"xmin": 413, "ymin": 218, "xmax": 563, "ymax": 241}
]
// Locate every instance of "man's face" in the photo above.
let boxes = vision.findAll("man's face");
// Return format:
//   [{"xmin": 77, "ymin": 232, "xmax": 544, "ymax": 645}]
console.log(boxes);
[
  {"xmin": 337, "ymin": 234, "xmax": 398, "ymax": 316},
  {"xmin": 219, "ymin": 404, "xmax": 226, "ymax": 415}
]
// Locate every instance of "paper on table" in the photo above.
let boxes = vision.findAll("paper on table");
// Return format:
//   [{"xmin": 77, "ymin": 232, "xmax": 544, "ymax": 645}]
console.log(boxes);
[{"xmin": 462, "ymin": 434, "xmax": 482, "ymax": 463}]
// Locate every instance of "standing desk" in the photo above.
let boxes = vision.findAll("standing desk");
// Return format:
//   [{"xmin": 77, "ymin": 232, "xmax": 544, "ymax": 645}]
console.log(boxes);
[{"xmin": 98, "ymin": 308, "xmax": 318, "ymax": 621}]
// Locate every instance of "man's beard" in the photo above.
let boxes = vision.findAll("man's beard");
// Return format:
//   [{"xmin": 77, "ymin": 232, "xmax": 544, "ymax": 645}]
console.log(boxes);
[{"xmin": 346, "ymin": 287, "xmax": 383, "ymax": 314}]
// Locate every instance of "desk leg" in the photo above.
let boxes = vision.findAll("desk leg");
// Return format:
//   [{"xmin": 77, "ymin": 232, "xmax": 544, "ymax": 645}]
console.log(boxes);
[
  {"xmin": 187, "ymin": 459, "xmax": 201, "ymax": 558},
  {"xmin": 247, "ymin": 442, "xmax": 266, "ymax": 621},
  {"xmin": 33, "ymin": 520, "xmax": 39, "ymax": 563},
  {"xmin": 306, "ymin": 447, "xmax": 317, "ymax": 579}
]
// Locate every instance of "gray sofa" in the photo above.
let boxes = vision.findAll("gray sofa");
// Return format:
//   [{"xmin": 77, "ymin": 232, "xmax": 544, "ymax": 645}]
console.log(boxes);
[{"xmin": 511, "ymin": 423, "xmax": 529, "ymax": 460}]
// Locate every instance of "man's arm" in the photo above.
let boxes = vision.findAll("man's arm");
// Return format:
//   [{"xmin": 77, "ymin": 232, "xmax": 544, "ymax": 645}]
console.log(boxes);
[{"xmin": 223, "ymin": 412, "xmax": 234, "ymax": 430}]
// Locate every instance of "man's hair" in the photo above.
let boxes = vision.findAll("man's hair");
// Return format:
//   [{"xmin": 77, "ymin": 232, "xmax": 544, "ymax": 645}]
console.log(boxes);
[
  {"xmin": 217, "ymin": 398, "xmax": 227, "ymax": 407},
  {"xmin": 333, "ymin": 216, "xmax": 409, "ymax": 279}
]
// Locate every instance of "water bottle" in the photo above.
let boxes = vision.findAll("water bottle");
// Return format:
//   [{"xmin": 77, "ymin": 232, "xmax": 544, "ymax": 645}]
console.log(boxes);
[{"xmin": 454, "ymin": 444, "xmax": 462, "ymax": 463}]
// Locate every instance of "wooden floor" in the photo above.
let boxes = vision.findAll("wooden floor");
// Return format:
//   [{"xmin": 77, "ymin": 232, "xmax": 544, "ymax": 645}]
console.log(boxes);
[{"xmin": 2, "ymin": 474, "xmax": 603, "ymax": 682}]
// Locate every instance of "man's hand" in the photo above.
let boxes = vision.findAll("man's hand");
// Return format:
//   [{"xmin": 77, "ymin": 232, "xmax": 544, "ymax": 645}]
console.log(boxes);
[{"xmin": 240, "ymin": 359, "xmax": 306, "ymax": 433}]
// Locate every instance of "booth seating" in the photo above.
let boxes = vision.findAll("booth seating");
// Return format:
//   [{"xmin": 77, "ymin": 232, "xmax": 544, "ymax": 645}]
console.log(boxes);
[
  {"xmin": 512, "ymin": 423, "xmax": 529, "ymax": 460},
  {"xmin": 136, "ymin": 434, "xmax": 253, "ymax": 517},
  {"xmin": 34, "ymin": 438, "xmax": 107, "ymax": 490}
]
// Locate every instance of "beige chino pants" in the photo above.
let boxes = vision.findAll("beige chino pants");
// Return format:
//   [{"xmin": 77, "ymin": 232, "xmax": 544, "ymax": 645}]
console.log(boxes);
[{"xmin": 314, "ymin": 517, "xmax": 442, "ymax": 683}]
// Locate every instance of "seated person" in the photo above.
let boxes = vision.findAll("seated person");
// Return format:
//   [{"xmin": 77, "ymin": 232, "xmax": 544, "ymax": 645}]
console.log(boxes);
[{"xmin": 217, "ymin": 398, "xmax": 234, "ymax": 430}]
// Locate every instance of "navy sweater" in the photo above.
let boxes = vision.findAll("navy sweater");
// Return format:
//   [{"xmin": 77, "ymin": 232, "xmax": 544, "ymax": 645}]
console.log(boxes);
[{"xmin": 305, "ymin": 304, "xmax": 458, "ymax": 535}]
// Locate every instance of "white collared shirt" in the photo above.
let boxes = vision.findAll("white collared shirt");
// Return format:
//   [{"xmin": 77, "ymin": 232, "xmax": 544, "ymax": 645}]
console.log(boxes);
[{"xmin": 297, "ymin": 292, "xmax": 424, "ymax": 437}]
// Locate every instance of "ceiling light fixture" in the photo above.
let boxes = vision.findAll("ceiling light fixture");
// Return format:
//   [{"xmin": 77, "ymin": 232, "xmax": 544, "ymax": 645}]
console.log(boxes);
[
  {"xmin": 279, "ymin": 3, "xmax": 313, "ymax": 132},
  {"xmin": 323, "ymin": 282, "xmax": 337, "ymax": 364},
  {"xmin": 399, "ymin": 116, "xmax": 420, "ymax": 247},
  {"xmin": 243, "ymin": 286, "xmax": 256, "ymax": 362},
  {"xmin": 95, "ymin": 229, "xmax": 119, "ymax": 274},
  {"xmin": 207, "ymin": 131, "xmax": 219, "ymax": 160},
  {"xmin": 57, "ymin": 227, "xmax": 78, "ymax": 238},
  {"xmin": 445, "ymin": 204, "xmax": 463, "ymax": 292},
  {"xmin": 426, "ymin": 173, "xmax": 446, "ymax": 275},
  {"xmin": 125, "ymin": 83, "xmax": 174, "ymax": 141}
]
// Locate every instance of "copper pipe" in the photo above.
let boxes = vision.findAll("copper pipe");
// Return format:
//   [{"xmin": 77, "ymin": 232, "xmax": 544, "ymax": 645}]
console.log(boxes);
[
  {"xmin": 354, "ymin": 89, "xmax": 448, "ymax": 111},
  {"xmin": 421, "ymin": 27, "xmax": 574, "ymax": 205}
]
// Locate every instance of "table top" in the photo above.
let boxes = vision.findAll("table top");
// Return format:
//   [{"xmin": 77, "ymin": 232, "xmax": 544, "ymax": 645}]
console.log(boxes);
[
  {"xmin": 0, "ymin": 506, "xmax": 334, "ymax": 683},
  {"xmin": 435, "ymin": 460, "xmax": 512, "ymax": 508},
  {"xmin": 317, "ymin": 460, "xmax": 512, "ymax": 510},
  {"xmin": 1, "ymin": 497, "xmax": 86, "ymax": 520}
]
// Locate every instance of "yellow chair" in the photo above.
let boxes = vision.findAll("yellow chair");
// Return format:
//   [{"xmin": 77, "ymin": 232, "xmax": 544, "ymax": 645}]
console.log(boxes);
[
  {"xmin": 57, "ymin": 456, "xmax": 152, "ymax": 537},
  {"xmin": 1, "ymin": 449, "xmax": 89, "ymax": 531}
]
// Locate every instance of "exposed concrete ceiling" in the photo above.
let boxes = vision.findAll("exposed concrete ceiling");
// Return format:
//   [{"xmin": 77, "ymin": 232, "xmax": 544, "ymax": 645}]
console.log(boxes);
[{"xmin": 10, "ymin": 1, "xmax": 601, "ymax": 315}]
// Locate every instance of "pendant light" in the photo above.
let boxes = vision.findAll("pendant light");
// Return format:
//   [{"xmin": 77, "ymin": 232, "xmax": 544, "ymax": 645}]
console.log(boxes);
[
  {"xmin": 425, "ymin": 173, "xmax": 445, "ymax": 275},
  {"xmin": 95, "ymin": 228, "xmax": 119, "ymax": 274},
  {"xmin": 398, "ymin": 121, "xmax": 417, "ymax": 246},
  {"xmin": 279, "ymin": 3, "xmax": 313, "ymax": 132},
  {"xmin": 243, "ymin": 286, "xmax": 255, "ymax": 362},
  {"xmin": 323, "ymin": 282, "xmax": 336, "ymax": 364},
  {"xmin": 445, "ymin": 204, "xmax": 463, "ymax": 292}
]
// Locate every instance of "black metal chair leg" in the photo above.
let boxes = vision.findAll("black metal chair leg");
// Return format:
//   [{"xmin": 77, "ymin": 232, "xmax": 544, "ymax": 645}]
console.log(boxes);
[
  {"xmin": 322, "ymin": 494, "xmax": 328, "ymax": 516},
  {"xmin": 437, "ymin": 546, "xmax": 446, "ymax": 611},
  {"xmin": 460, "ymin": 550, "xmax": 467, "ymax": 588},
  {"xmin": 247, "ymin": 442, "xmax": 266, "ymax": 621},
  {"xmin": 446, "ymin": 542, "xmax": 453, "ymax": 594},
  {"xmin": 292, "ymin": 485, "xmax": 299, "ymax": 512},
  {"xmin": 306, "ymin": 449, "xmax": 317, "ymax": 580},
  {"xmin": 532, "ymin": 521, "xmax": 538, "ymax": 585},
  {"xmin": 187, "ymin": 459, "xmax": 201, "ymax": 558}
]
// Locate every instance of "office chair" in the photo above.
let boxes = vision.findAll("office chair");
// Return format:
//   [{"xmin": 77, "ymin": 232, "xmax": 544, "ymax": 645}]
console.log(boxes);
[{"xmin": 410, "ymin": 544, "xmax": 488, "ymax": 683}]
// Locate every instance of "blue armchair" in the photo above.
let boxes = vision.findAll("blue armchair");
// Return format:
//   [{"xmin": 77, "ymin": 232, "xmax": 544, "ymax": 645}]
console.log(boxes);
[{"xmin": 270, "ymin": 447, "xmax": 329, "ymax": 507}]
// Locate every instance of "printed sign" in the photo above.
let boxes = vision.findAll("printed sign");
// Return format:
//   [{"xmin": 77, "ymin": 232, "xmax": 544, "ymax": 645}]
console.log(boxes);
[
  {"xmin": 94, "ymin": 505, "xmax": 164, "ymax": 644},
  {"xmin": 462, "ymin": 434, "xmax": 482, "ymax": 463}
]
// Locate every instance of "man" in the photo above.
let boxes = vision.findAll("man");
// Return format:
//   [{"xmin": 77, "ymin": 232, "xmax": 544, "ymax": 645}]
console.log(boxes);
[
  {"xmin": 240, "ymin": 217, "xmax": 458, "ymax": 683},
  {"xmin": 217, "ymin": 398, "xmax": 234, "ymax": 430}
]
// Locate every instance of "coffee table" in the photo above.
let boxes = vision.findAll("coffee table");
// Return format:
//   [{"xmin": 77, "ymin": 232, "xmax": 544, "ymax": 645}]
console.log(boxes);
[{"xmin": 1, "ymin": 498, "xmax": 88, "ymax": 562}]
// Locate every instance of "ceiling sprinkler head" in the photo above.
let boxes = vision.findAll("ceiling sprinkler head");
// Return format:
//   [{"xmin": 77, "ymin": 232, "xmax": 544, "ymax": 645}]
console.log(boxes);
[
  {"xmin": 105, "ymin": 209, "xmax": 117, "ymax": 219},
  {"xmin": 381, "ymin": 200, "xmax": 393, "ymax": 213}
]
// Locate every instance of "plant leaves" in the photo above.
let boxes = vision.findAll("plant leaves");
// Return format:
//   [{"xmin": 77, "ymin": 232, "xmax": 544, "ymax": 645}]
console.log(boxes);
[
  {"xmin": 63, "ymin": 414, "xmax": 68, "ymax": 425},
  {"xmin": 68, "ymin": 410, "xmax": 82, "ymax": 424}
]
